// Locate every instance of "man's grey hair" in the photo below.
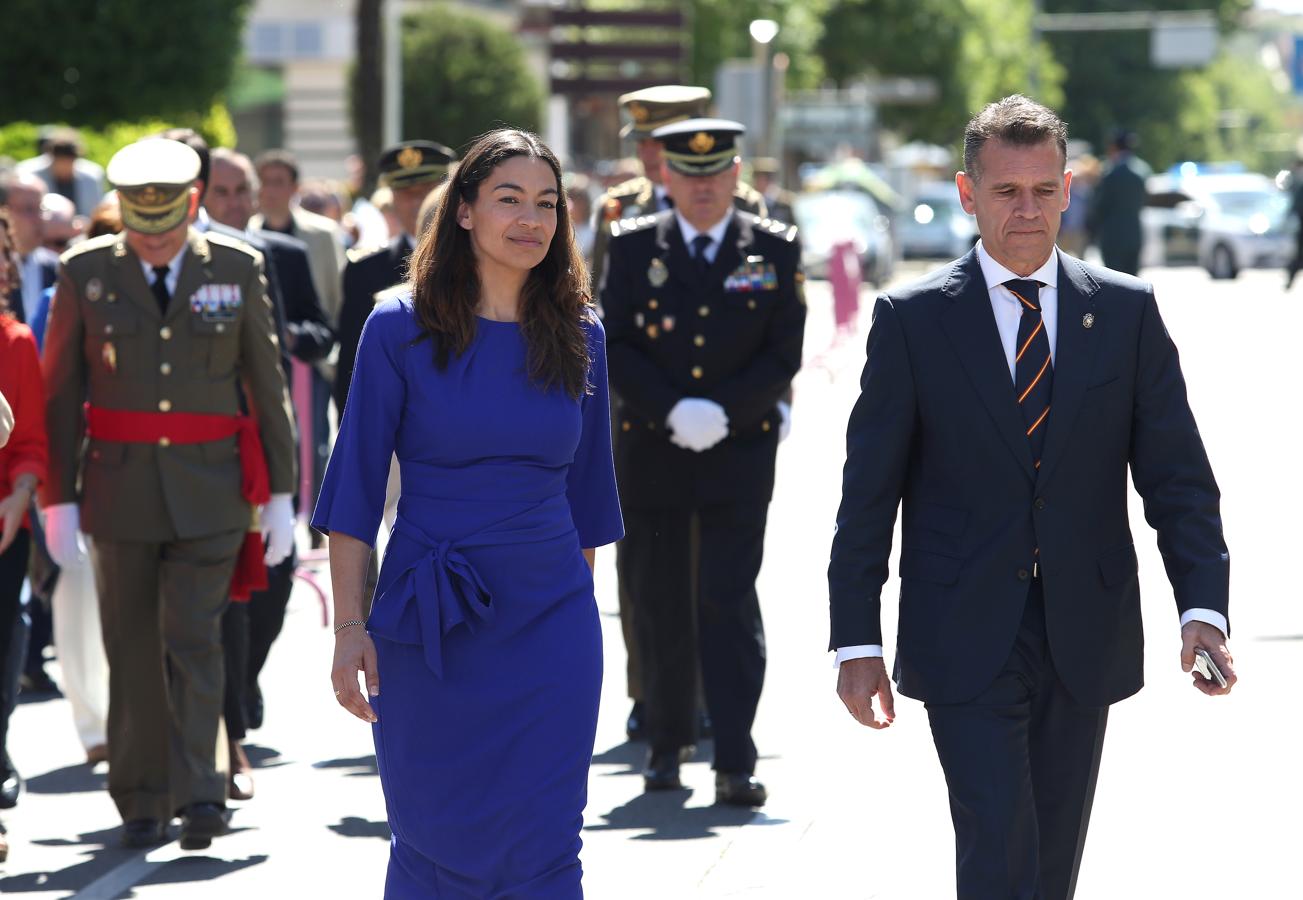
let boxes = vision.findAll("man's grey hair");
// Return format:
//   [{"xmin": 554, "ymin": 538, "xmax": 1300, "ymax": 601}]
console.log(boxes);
[
  {"xmin": 963, "ymin": 94, "xmax": 1068, "ymax": 181},
  {"xmin": 211, "ymin": 147, "xmax": 258, "ymax": 191}
]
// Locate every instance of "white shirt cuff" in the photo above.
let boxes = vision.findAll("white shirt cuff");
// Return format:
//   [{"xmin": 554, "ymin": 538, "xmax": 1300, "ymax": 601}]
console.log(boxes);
[
  {"xmin": 1180, "ymin": 608, "xmax": 1228, "ymax": 640},
  {"xmin": 833, "ymin": 645, "xmax": 884, "ymax": 668}
]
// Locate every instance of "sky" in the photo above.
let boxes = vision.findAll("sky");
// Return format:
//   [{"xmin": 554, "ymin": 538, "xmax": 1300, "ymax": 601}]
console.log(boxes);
[{"xmin": 1259, "ymin": 0, "xmax": 1303, "ymax": 13}]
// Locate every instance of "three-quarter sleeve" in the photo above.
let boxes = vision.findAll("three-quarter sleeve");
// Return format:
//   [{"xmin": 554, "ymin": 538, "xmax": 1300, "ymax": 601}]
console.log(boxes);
[
  {"xmin": 2, "ymin": 324, "xmax": 48, "ymax": 490},
  {"xmin": 566, "ymin": 315, "xmax": 624, "ymax": 548},
  {"xmin": 311, "ymin": 298, "xmax": 407, "ymax": 546}
]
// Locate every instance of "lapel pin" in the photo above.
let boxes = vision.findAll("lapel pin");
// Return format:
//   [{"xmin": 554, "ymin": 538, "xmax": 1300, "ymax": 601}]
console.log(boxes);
[{"xmin": 1082, "ymin": 312, "xmax": 1095, "ymax": 329}]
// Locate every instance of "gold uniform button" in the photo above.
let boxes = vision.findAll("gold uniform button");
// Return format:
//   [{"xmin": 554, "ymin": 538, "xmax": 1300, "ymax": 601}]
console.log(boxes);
[
  {"xmin": 747, "ymin": 299, "xmax": 757, "ymax": 310},
  {"xmin": 158, "ymin": 437, "xmax": 171, "ymax": 447},
  {"xmin": 648, "ymin": 299, "xmax": 659, "ymax": 310},
  {"xmin": 216, "ymin": 323, "xmax": 226, "ymax": 333},
  {"xmin": 104, "ymin": 324, "xmax": 114, "ymax": 335},
  {"xmin": 159, "ymin": 326, "xmax": 173, "ymax": 340},
  {"xmin": 158, "ymin": 399, "xmax": 172, "ymax": 412},
  {"xmin": 691, "ymin": 366, "xmax": 703, "ymax": 379},
  {"xmin": 698, "ymin": 305, "xmax": 710, "ymax": 317},
  {"xmin": 160, "ymin": 362, "xmax": 172, "ymax": 375},
  {"xmin": 762, "ymin": 420, "xmax": 771, "ymax": 432},
  {"xmin": 693, "ymin": 335, "xmax": 705, "ymax": 347},
  {"xmin": 621, "ymin": 421, "xmax": 632, "ymax": 432}
]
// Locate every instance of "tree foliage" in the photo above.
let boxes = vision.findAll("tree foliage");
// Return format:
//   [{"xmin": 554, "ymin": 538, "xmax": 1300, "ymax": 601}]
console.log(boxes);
[
  {"xmin": 0, "ymin": 0, "xmax": 252, "ymax": 127},
  {"xmin": 396, "ymin": 4, "xmax": 543, "ymax": 153},
  {"xmin": 688, "ymin": 0, "xmax": 832, "ymax": 91}
]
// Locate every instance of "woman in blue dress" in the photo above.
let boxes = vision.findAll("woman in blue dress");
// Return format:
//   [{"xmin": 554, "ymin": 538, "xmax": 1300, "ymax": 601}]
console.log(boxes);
[{"xmin": 313, "ymin": 129, "xmax": 623, "ymax": 898}]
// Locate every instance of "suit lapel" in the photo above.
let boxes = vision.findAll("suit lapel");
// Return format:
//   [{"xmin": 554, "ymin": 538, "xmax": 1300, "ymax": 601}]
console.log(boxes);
[
  {"xmin": 167, "ymin": 229, "xmax": 213, "ymax": 324},
  {"xmin": 1035, "ymin": 252, "xmax": 1101, "ymax": 491},
  {"xmin": 706, "ymin": 213, "xmax": 747, "ymax": 287},
  {"xmin": 940, "ymin": 250, "xmax": 1036, "ymax": 480},
  {"xmin": 654, "ymin": 214, "xmax": 700, "ymax": 295}
]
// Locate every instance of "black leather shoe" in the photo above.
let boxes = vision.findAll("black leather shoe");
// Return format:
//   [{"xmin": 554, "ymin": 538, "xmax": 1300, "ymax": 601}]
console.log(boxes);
[
  {"xmin": 643, "ymin": 746, "xmax": 694, "ymax": 792},
  {"xmin": 121, "ymin": 818, "xmax": 166, "ymax": 848},
  {"xmin": 178, "ymin": 802, "xmax": 228, "ymax": 851},
  {"xmin": 0, "ymin": 768, "xmax": 21, "ymax": 809},
  {"xmin": 625, "ymin": 701, "xmax": 645, "ymax": 742},
  {"xmin": 715, "ymin": 772, "xmax": 768, "ymax": 807},
  {"xmin": 19, "ymin": 667, "xmax": 60, "ymax": 695}
]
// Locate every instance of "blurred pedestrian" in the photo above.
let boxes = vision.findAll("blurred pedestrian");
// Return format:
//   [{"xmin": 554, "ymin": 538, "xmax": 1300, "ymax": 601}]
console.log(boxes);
[
  {"xmin": 565, "ymin": 174, "xmax": 595, "ymax": 261},
  {"xmin": 335, "ymin": 140, "xmax": 456, "ymax": 415},
  {"xmin": 750, "ymin": 157, "xmax": 796, "ymax": 224},
  {"xmin": 41, "ymin": 138, "xmax": 297, "ymax": 851},
  {"xmin": 1058, "ymin": 153, "xmax": 1099, "ymax": 258},
  {"xmin": 40, "ymin": 193, "xmax": 84, "ymax": 256},
  {"xmin": 314, "ymin": 128, "xmax": 622, "ymax": 897},
  {"xmin": 1087, "ymin": 129, "xmax": 1150, "ymax": 275},
  {"xmin": 830, "ymin": 96, "xmax": 1233, "ymax": 900},
  {"xmin": 18, "ymin": 128, "xmax": 104, "ymax": 216},
  {"xmin": 0, "ymin": 172, "xmax": 59, "ymax": 327},
  {"xmin": 0, "ymin": 207, "xmax": 48, "ymax": 857},
  {"xmin": 1284, "ymin": 159, "xmax": 1303, "ymax": 290},
  {"xmin": 602, "ymin": 119, "xmax": 806, "ymax": 806}
]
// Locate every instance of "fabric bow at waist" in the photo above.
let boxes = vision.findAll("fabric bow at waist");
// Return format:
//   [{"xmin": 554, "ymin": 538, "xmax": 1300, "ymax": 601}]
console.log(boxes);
[{"xmin": 370, "ymin": 510, "xmax": 573, "ymax": 678}]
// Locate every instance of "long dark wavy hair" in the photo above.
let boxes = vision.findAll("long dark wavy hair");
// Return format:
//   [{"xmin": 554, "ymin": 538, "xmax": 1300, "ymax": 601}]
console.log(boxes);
[
  {"xmin": 0, "ymin": 209, "xmax": 18, "ymax": 316},
  {"xmin": 407, "ymin": 129, "xmax": 592, "ymax": 399}
]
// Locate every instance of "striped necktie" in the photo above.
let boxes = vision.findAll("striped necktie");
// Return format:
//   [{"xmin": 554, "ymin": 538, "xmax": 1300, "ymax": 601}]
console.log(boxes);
[{"xmin": 1007, "ymin": 278, "xmax": 1052, "ymax": 468}]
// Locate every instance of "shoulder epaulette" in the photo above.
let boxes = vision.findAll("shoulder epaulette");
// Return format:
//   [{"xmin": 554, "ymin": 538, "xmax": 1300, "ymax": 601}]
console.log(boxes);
[
  {"xmin": 610, "ymin": 210, "xmax": 666, "ymax": 238},
  {"xmin": 346, "ymin": 243, "xmax": 386, "ymax": 264},
  {"xmin": 60, "ymin": 232, "xmax": 118, "ymax": 264},
  {"xmin": 754, "ymin": 216, "xmax": 799, "ymax": 242}
]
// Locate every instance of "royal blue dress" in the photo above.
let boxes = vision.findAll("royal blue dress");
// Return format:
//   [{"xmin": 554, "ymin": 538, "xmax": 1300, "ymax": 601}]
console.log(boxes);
[{"xmin": 312, "ymin": 295, "xmax": 623, "ymax": 899}]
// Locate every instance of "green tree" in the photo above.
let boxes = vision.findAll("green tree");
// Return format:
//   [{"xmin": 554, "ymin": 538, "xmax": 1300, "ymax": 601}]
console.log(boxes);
[
  {"xmin": 0, "ymin": 0, "xmax": 252, "ymax": 127},
  {"xmin": 688, "ymin": 0, "xmax": 832, "ymax": 91},
  {"xmin": 396, "ymin": 4, "xmax": 543, "ymax": 152},
  {"xmin": 1042, "ymin": 0, "xmax": 1255, "ymax": 168}
]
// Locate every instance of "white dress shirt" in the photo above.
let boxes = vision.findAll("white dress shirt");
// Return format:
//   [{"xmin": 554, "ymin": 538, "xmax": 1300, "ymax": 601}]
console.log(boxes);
[
  {"xmin": 834, "ymin": 242, "xmax": 1226, "ymax": 667},
  {"xmin": 673, "ymin": 209, "xmax": 732, "ymax": 264}
]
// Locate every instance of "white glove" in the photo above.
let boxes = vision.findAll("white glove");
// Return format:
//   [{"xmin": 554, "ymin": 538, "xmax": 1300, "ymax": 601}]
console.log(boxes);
[
  {"xmin": 778, "ymin": 401, "xmax": 792, "ymax": 443},
  {"xmin": 43, "ymin": 503, "xmax": 87, "ymax": 567},
  {"xmin": 666, "ymin": 398, "xmax": 729, "ymax": 453},
  {"xmin": 259, "ymin": 493, "xmax": 295, "ymax": 567}
]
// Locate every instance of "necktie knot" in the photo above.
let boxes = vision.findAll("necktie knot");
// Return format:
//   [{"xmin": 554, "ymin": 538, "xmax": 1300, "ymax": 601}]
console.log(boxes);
[
  {"xmin": 1005, "ymin": 279, "xmax": 1043, "ymax": 313},
  {"xmin": 691, "ymin": 234, "xmax": 712, "ymax": 260},
  {"xmin": 152, "ymin": 265, "xmax": 170, "ymax": 284}
]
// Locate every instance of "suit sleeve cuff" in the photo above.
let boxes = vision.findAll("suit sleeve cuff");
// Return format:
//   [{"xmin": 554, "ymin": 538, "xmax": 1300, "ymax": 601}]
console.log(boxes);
[
  {"xmin": 833, "ymin": 645, "xmax": 884, "ymax": 668},
  {"xmin": 1180, "ymin": 608, "xmax": 1228, "ymax": 640}
]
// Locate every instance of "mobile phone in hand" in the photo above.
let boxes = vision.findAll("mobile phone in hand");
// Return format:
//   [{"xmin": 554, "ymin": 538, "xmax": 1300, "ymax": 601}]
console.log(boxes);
[{"xmin": 1193, "ymin": 647, "xmax": 1228, "ymax": 689}]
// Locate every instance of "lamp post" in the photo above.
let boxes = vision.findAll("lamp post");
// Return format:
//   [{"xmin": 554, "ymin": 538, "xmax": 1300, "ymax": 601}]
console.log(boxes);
[{"xmin": 749, "ymin": 18, "xmax": 779, "ymax": 158}]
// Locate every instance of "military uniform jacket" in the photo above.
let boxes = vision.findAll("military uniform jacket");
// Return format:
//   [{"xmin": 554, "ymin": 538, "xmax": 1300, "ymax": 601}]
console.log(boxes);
[
  {"xmin": 42, "ymin": 228, "xmax": 297, "ymax": 542},
  {"xmin": 590, "ymin": 176, "xmax": 768, "ymax": 293},
  {"xmin": 602, "ymin": 210, "xmax": 805, "ymax": 509},
  {"xmin": 334, "ymin": 235, "xmax": 410, "ymax": 413}
]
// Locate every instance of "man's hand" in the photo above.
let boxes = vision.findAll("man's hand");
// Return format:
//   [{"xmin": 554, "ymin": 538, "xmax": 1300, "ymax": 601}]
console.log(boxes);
[
  {"xmin": 837, "ymin": 656, "xmax": 896, "ymax": 729},
  {"xmin": 1181, "ymin": 621, "xmax": 1236, "ymax": 696}
]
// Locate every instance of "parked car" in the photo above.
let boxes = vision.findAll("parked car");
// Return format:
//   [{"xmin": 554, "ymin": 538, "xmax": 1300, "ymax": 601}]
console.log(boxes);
[
  {"xmin": 1140, "ymin": 172, "xmax": 1292, "ymax": 278},
  {"xmin": 898, "ymin": 183, "xmax": 978, "ymax": 259},
  {"xmin": 792, "ymin": 190, "xmax": 896, "ymax": 286}
]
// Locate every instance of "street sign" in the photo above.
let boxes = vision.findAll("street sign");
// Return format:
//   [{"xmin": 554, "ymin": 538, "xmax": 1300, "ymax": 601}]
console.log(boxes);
[{"xmin": 1151, "ymin": 21, "xmax": 1217, "ymax": 68}]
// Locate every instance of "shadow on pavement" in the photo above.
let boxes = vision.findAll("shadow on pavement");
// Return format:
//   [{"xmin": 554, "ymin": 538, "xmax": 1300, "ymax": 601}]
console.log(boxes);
[
  {"xmin": 244, "ymin": 743, "xmax": 291, "ymax": 769},
  {"xmin": 591, "ymin": 741, "xmax": 645, "ymax": 771},
  {"xmin": 2, "ymin": 828, "xmax": 136, "ymax": 894},
  {"xmin": 24, "ymin": 762, "xmax": 107, "ymax": 796},
  {"xmin": 329, "ymin": 815, "xmax": 391, "ymax": 840},
  {"xmin": 312, "ymin": 755, "xmax": 378, "ymax": 777},
  {"xmin": 136, "ymin": 853, "xmax": 268, "ymax": 886},
  {"xmin": 585, "ymin": 791, "xmax": 785, "ymax": 841}
]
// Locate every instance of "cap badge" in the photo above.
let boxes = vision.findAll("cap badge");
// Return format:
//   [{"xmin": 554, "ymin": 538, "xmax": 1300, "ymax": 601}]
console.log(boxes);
[
  {"xmin": 648, "ymin": 257, "xmax": 669, "ymax": 287},
  {"xmin": 1082, "ymin": 312, "xmax": 1095, "ymax": 329},
  {"xmin": 629, "ymin": 102, "xmax": 649, "ymax": 123},
  {"xmin": 137, "ymin": 186, "xmax": 163, "ymax": 206},
  {"xmin": 689, "ymin": 132, "xmax": 716, "ymax": 155},
  {"xmin": 397, "ymin": 146, "xmax": 424, "ymax": 170}
]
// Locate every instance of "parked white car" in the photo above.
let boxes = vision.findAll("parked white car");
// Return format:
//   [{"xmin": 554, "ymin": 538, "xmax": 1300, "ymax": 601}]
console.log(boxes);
[
  {"xmin": 792, "ymin": 190, "xmax": 896, "ymax": 286},
  {"xmin": 898, "ymin": 183, "xmax": 978, "ymax": 260},
  {"xmin": 1141, "ymin": 172, "xmax": 1293, "ymax": 278}
]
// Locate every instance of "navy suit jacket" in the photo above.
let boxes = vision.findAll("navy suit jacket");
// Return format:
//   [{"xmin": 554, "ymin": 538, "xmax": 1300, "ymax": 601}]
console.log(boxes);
[
  {"xmin": 8, "ymin": 248, "xmax": 58, "ymax": 325},
  {"xmin": 828, "ymin": 249, "xmax": 1229, "ymax": 707},
  {"xmin": 334, "ymin": 236, "xmax": 410, "ymax": 413}
]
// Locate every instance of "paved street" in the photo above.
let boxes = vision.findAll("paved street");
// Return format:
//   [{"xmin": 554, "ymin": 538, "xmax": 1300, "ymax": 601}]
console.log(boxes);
[{"xmin": 1, "ymin": 261, "xmax": 1299, "ymax": 898}]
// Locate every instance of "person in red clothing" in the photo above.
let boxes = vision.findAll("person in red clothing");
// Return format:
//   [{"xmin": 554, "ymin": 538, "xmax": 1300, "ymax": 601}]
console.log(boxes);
[{"xmin": 0, "ymin": 209, "xmax": 49, "ymax": 861}]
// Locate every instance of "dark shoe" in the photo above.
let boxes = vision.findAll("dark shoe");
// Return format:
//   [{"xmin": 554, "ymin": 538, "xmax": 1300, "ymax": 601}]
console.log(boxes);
[
  {"xmin": 625, "ymin": 701, "xmax": 645, "ymax": 742},
  {"xmin": 19, "ymin": 668, "xmax": 59, "ymax": 695},
  {"xmin": 715, "ymin": 772, "xmax": 768, "ymax": 807},
  {"xmin": 245, "ymin": 683, "xmax": 265, "ymax": 731},
  {"xmin": 698, "ymin": 708, "xmax": 713, "ymax": 739},
  {"xmin": 0, "ymin": 768, "xmax": 21, "ymax": 809},
  {"xmin": 178, "ymin": 802, "xmax": 228, "ymax": 851},
  {"xmin": 228, "ymin": 741, "xmax": 255, "ymax": 802},
  {"xmin": 643, "ymin": 746, "xmax": 694, "ymax": 792},
  {"xmin": 121, "ymin": 818, "xmax": 166, "ymax": 849},
  {"xmin": 86, "ymin": 743, "xmax": 109, "ymax": 766}
]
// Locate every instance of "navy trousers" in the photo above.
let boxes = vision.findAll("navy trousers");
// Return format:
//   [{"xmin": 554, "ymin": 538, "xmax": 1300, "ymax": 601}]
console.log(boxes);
[{"xmin": 925, "ymin": 579, "xmax": 1108, "ymax": 900}]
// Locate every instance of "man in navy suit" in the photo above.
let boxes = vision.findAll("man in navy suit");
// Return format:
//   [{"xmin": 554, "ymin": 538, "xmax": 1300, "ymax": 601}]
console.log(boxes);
[{"xmin": 828, "ymin": 96, "xmax": 1235, "ymax": 899}]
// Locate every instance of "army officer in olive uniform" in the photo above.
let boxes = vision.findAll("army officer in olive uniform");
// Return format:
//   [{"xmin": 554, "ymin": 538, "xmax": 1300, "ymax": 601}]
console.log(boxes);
[
  {"xmin": 334, "ymin": 140, "xmax": 455, "ymax": 413},
  {"xmin": 40, "ymin": 139, "xmax": 297, "ymax": 851},
  {"xmin": 602, "ymin": 120, "xmax": 806, "ymax": 807}
]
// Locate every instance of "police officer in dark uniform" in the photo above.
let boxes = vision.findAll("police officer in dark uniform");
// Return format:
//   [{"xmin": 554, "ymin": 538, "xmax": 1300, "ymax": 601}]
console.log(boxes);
[
  {"xmin": 602, "ymin": 120, "xmax": 806, "ymax": 806},
  {"xmin": 334, "ymin": 140, "xmax": 456, "ymax": 413}
]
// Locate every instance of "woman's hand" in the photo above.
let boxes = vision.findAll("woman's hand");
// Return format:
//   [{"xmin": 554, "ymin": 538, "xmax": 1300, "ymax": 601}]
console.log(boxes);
[
  {"xmin": 0, "ymin": 487, "xmax": 31, "ymax": 554},
  {"xmin": 331, "ymin": 625, "xmax": 380, "ymax": 723}
]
